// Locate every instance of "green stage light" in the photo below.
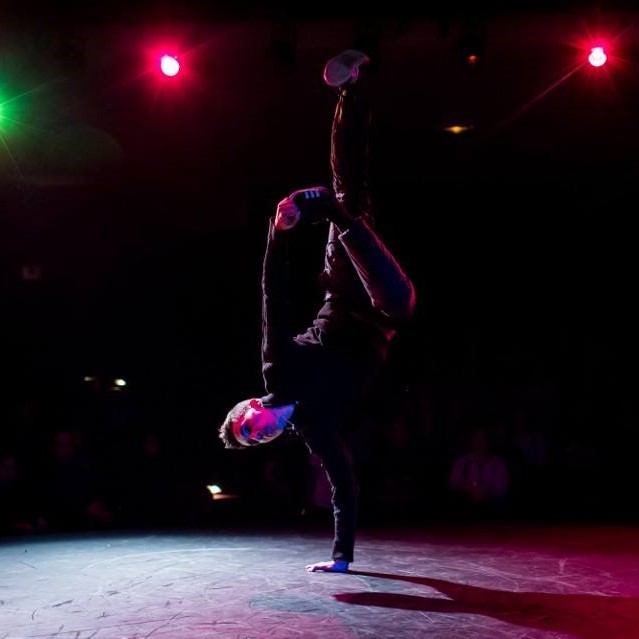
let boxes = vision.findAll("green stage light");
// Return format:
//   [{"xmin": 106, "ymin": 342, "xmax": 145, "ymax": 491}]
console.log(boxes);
[{"xmin": 0, "ymin": 94, "xmax": 18, "ymax": 133}]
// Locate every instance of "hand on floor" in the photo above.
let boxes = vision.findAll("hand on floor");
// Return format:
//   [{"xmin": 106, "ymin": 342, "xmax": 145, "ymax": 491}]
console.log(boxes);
[{"xmin": 305, "ymin": 560, "xmax": 349, "ymax": 573}]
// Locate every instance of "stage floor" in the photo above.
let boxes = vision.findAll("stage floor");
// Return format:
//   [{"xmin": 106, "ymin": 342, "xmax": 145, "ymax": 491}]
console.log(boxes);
[{"xmin": 1, "ymin": 522, "xmax": 638, "ymax": 638}]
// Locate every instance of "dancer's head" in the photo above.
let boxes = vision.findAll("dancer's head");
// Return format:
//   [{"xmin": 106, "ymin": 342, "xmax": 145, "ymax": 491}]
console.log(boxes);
[{"xmin": 219, "ymin": 398, "xmax": 294, "ymax": 449}]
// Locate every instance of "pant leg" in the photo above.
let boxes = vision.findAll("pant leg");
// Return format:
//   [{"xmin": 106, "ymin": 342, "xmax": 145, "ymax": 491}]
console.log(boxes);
[
  {"xmin": 330, "ymin": 84, "xmax": 415, "ymax": 320},
  {"xmin": 337, "ymin": 218, "xmax": 417, "ymax": 323},
  {"xmin": 321, "ymin": 85, "xmax": 380, "ymax": 301},
  {"xmin": 330, "ymin": 87, "xmax": 373, "ymax": 223},
  {"xmin": 302, "ymin": 426, "xmax": 358, "ymax": 563}
]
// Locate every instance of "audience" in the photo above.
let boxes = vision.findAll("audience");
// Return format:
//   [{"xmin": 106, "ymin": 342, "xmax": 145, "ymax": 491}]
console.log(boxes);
[
  {"xmin": 448, "ymin": 427, "xmax": 510, "ymax": 519},
  {"xmin": 0, "ymin": 376, "xmax": 634, "ymax": 533},
  {"xmin": 37, "ymin": 429, "xmax": 114, "ymax": 532},
  {"xmin": 0, "ymin": 449, "xmax": 45, "ymax": 535}
]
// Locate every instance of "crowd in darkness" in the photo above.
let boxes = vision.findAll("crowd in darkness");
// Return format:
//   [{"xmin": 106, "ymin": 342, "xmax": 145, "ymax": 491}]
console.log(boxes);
[
  {"xmin": 0, "ymin": 396, "xmax": 215, "ymax": 536},
  {"xmin": 0, "ymin": 179, "xmax": 637, "ymax": 537},
  {"xmin": 1, "ymin": 329, "xmax": 636, "ymax": 538}
]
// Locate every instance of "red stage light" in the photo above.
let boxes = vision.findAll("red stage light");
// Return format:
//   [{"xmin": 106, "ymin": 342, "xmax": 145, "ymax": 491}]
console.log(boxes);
[
  {"xmin": 588, "ymin": 46, "xmax": 607, "ymax": 67},
  {"xmin": 159, "ymin": 54, "xmax": 180, "ymax": 77}
]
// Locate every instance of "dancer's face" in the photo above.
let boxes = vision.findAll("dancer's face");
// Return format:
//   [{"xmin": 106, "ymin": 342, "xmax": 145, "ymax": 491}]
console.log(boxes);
[{"xmin": 232, "ymin": 399, "xmax": 292, "ymax": 447}]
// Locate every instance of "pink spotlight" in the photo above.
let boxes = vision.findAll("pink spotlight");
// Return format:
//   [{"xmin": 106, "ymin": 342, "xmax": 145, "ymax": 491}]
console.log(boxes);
[
  {"xmin": 588, "ymin": 46, "xmax": 607, "ymax": 67},
  {"xmin": 160, "ymin": 54, "xmax": 180, "ymax": 77}
]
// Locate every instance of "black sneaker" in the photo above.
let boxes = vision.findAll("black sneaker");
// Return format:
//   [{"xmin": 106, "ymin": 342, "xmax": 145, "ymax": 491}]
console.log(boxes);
[{"xmin": 290, "ymin": 187, "xmax": 339, "ymax": 225}]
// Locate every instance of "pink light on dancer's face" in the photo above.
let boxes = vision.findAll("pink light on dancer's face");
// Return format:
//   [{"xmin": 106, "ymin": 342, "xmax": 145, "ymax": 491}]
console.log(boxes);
[{"xmin": 232, "ymin": 399, "xmax": 294, "ymax": 447}]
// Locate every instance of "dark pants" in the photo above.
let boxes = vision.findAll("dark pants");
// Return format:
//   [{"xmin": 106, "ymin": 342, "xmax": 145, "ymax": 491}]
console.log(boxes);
[
  {"xmin": 260, "ymin": 85, "xmax": 392, "ymax": 563},
  {"xmin": 331, "ymin": 87, "xmax": 372, "ymax": 222}
]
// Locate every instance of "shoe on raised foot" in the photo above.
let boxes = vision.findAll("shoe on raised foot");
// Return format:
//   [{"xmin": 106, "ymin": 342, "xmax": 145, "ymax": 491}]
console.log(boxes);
[
  {"xmin": 323, "ymin": 49, "xmax": 370, "ymax": 88},
  {"xmin": 290, "ymin": 186, "xmax": 339, "ymax": 225}
]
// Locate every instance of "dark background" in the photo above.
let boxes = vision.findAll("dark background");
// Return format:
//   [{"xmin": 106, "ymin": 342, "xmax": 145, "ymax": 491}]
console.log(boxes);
[{"xmin": 1, "ymin": 2, "xmax": 637, "ymax": 531}]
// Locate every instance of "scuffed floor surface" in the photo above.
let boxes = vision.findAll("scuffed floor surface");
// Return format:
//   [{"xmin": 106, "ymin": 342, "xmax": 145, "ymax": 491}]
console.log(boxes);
[{"xmin": 1, "ymin": 522, "xmax": 638, "ymax": 638}]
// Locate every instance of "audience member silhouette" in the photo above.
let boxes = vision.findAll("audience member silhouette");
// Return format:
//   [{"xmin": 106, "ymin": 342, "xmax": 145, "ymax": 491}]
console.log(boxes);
[
  {"xmin": 0, "ymin": 449, "xmax": 45, "ymax": 535},
  {"xmin": 38, "ymin": 429, "xmax": 114, "ymax": 532},
  {"xmin": 448, "ymin": 427, "xmax": 510, "ymax": 518}
]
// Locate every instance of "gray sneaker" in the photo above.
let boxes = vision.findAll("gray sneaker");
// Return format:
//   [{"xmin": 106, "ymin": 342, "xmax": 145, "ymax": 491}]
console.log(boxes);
[{"xmin": 323, "ymin": 49, "xmax": 370, "ymax": 88}]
